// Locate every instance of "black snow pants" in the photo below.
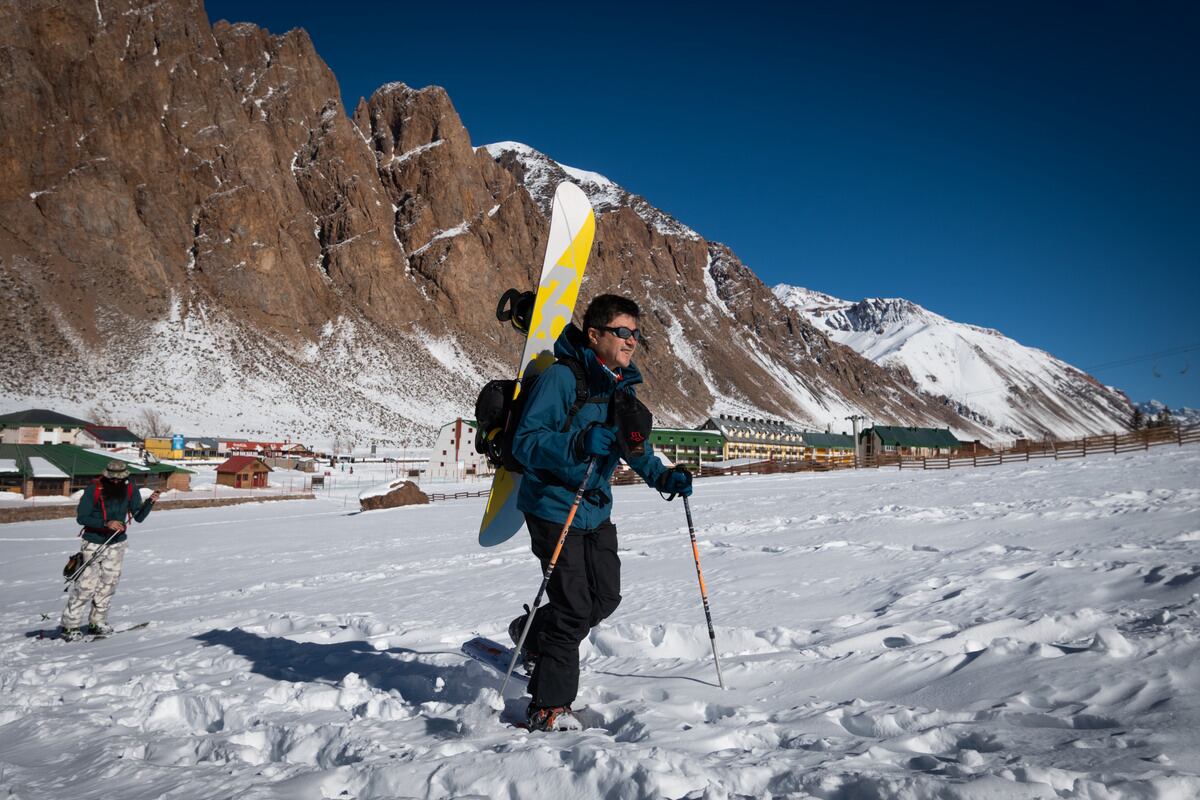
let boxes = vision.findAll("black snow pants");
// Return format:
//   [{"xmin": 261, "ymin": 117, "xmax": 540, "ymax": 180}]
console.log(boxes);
[{"xmin": 523, "ymin": 513, "xmax": 622, "ymax": 709}]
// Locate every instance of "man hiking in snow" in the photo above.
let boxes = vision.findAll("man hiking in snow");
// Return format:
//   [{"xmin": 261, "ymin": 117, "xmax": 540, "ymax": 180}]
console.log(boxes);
[
  {"xmin": 508, "ymin": 293, "xmax": 693, "ymax": 731},
  {"xmin": 60, "ymin": 460, "xmax": 159, "ymax": 640}
]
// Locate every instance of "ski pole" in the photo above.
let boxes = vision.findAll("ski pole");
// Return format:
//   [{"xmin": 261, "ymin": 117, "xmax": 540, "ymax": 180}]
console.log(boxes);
[
  {"xmin": 682, "ymin": 494, "xmax": 726, "ymax": 690},
  {"xmin": 63, "ymin": 536, "xmax": 116, "ymax": 592},
  {"xmin": 500, "ymin": 459, "xmax": 597, "ymax": 697}
]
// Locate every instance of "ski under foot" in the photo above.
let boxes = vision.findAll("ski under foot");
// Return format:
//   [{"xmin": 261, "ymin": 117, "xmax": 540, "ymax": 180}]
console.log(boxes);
[
  {"xmin": 30, "ymin": 621, "xmax": 150, "ymax": 642},
  {"xmin": 461, "ymin": 635, "xmax": 531, "ymax": 683},
  {"xmin": 461, "ymin": 637, "xmax": 605, "ymax": 732}
]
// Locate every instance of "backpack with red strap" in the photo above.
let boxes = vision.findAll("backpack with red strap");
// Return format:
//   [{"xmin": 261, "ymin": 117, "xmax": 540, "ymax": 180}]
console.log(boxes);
[
  {"xmin": 93, "ymin": 478, "xmax": 134, "ymax": 514},
  {"xmin": 83, "ymin": 479, "xmax": 135, "ymax": 534}
]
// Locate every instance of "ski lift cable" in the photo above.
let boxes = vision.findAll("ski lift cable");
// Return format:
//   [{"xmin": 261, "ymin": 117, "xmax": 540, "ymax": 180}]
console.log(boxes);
[
  {"xmin": 1082, "ymin": 343, "xmax": 1200, "ymax": 372},
  {"xmin": 940, "ymin": 343, "xmax": 1200, "ymax": 403}
]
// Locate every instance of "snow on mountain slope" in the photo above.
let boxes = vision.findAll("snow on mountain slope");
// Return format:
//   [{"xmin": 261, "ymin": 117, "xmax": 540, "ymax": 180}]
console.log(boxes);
[
  {"xmin": 1138, "ymin": 400, "xmax": 1200, "ymax": 427},
  {"xmin": 481, "ymin": 141, "xmax": 701, "ymax": 240},
  {"xmin": 775, "ymin": 284, "xmax": 1133, "ymax": 440},
  {"xmin": 3, "ymin": 293, "xmax": 496, "ymax": 447}
]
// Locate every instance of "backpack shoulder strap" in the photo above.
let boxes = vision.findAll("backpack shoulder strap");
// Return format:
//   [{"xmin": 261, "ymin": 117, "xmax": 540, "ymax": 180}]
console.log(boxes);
[
  {"xmin": 556, "ymin": 357, "xmax": 589, "ymax": 433},
  {"xmin": 92, "ymin": 479, "xmax": 108, "ymax": 524}
]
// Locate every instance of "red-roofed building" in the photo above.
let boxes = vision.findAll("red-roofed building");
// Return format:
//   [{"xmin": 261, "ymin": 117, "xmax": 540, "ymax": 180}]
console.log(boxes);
[
  {"xmin": 223, "ymin": 440, "xmax": 313, "ymax": 458},
  {"xmin": 216, "ymin": 456, "xmax": 272, "ymax": 489}
]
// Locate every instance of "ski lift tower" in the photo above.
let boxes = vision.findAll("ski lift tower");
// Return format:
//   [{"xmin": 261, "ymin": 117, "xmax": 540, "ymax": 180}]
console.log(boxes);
[{"xmin": 845, "ymin": 414, "xmax": 868, "ymax": 468}]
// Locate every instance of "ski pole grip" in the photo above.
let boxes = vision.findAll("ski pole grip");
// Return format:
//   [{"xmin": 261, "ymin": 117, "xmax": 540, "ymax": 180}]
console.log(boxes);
[{"xmin": 661, "ymin": 464, "xmax": 692, "ymax": 502}]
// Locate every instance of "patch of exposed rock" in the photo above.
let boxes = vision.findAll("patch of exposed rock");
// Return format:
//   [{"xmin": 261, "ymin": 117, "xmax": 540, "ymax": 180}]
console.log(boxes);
[{"xmin": 359, "ymin": 480, "xmax": 429, "ymax": 511}]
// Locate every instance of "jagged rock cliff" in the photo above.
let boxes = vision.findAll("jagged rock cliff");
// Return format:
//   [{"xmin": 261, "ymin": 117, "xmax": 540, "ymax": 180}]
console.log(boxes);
[{"xmin": 0, "ymin": 0, "xmax": 1026, "ymax": 444}]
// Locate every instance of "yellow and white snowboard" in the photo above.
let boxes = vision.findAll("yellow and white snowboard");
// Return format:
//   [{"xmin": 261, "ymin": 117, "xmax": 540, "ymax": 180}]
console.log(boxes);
[{"xmin": 478, "ymin": 182, "xmax": 595, "ymax": 547}]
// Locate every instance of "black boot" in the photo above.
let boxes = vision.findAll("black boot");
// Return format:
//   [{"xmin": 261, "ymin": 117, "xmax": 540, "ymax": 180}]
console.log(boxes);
[{"xmin": 508, "ymin": 604, "xmax": 540, "ymax": 670}]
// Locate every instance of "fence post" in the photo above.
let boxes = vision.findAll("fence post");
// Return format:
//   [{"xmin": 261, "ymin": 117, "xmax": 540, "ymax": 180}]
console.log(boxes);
[
  {"xmin": 1112, "ymin": 433, "xmax": 1117, "ymax": 454},
  {"xmin": 1179, "ymin": 424, "xmax": 1184, "ymax": 446}
]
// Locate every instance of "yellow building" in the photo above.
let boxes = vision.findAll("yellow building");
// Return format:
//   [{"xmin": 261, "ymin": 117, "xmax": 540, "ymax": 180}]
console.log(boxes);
[
  {"xmin": 698, "ymin": 415, "xmax": 807, "ymax": 460},
  {"xmin": 143, "ymin": 436, "xmax": 184, "ymax": 460}
]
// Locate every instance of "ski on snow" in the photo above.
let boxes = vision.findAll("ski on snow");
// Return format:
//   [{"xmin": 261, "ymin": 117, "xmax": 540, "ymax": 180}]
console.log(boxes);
[
  {"xmin": 461, "ymin": 635, "xmax": 604, "ymax": 732},
  {"xmin": 30, "ymin": 621, "xmax": 150, "ymax": 642}
]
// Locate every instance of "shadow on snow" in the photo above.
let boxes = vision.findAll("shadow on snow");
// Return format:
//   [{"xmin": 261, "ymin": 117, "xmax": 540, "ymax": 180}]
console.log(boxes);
[{"xmin": 192, "ymin": 627, "xmax": 483, "ymax": 706}]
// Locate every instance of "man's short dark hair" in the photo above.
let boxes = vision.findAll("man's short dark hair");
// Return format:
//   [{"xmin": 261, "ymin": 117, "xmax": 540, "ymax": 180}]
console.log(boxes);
[{"xmin": 582, "ymin": 294, "xmax": 640, "ymax": 333}]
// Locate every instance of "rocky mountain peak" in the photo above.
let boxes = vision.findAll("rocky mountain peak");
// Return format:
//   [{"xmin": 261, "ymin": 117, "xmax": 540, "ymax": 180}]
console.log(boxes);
[
  {"xmin": 0, "ymin": 0, "xmax": 1129, "ymax": 446},
  {"xmin": 481, "ymin": 142, "xmax": 700, "ymax": 240},
  {"xmin": 775, "ymin": 284, "xmax": 1133, "ymax": 438}
]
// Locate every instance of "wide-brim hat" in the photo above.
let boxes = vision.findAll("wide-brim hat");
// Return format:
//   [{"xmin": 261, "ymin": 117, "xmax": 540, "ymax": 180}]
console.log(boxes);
[{"xmin": 103, "ymin": 461, "xmax": 130, "ymax": 480}]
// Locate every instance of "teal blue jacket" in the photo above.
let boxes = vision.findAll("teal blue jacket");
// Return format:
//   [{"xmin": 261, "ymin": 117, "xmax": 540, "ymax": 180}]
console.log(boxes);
[
  {"xmin": 512, "ymin": 324, "xmax": 667, "ymax": 530},
  {"xmin": 76, "ymin": 482, "xmax": 155, "ymax": 544}
]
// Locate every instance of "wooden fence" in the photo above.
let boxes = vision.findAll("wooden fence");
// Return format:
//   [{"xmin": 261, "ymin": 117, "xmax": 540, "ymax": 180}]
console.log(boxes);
[
  {"xmin": 0, "ymin": 493, "xmax": 315, "ymax": 525},
  {"xmin": 429, "ymin": 425, "xmax": 1199, "ymax": 498},
  {"xmin": 613, "ymin": 423, "xmax": 1200, "ymax": 483},
  {"xmin": 882, "ymin": 424, "xmax": 1199, "ymax": 472},
  {"xmin": 426, "ymin": 489, "xmax": 490, "ymax": 502}
]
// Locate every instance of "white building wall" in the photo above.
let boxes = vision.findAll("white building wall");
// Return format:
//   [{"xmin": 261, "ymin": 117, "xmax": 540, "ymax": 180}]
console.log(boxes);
[
  {"xmin": 1, "ymin": 425, "xmax": 80, "ymax": 445},
  {"xmin": 426, "ymin": 419, "xmax": 492, "ymax": 481}
]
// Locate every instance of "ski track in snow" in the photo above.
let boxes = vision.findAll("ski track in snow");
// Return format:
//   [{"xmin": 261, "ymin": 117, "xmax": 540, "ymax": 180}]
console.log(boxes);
[{"xmin": 1, "ymin": 450, "xmax": 1199, "ymax": 799}]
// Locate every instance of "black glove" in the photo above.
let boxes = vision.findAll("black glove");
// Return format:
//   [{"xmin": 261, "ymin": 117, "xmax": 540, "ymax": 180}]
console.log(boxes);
[
  {"xmin": 613, "ymin": 391, "xmax": 653, "ymax": 459},
  {"xmin": 576, "ymin": 424, "xmax": 616, "ymax": 460},
  {"xmin": 656, "ymin": 466, "xmax": 693, "ymax": 498}
]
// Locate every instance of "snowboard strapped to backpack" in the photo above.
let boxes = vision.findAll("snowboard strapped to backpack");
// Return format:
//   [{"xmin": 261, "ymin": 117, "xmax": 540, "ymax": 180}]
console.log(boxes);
[{"xmin": 474, "ymin": 357, "xmax": 590, "ymax": 474}]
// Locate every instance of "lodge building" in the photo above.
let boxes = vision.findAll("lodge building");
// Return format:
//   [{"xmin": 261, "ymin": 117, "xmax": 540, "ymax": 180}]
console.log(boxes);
[
  {"xmin": 0, "ymin": 443, "xmax": 191, "ymax": 498},
  {"xmin": 698, "ymin": 415, "xmax": 807, "ymax": 460},
  {"xmin": 860, "ymin": 426, "xmax": 962, "ymax": 459}
]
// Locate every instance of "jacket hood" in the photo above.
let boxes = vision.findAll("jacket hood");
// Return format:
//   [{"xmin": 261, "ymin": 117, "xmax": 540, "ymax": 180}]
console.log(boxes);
[{"xmin": 553, "ymin": 323, "xmax": 643, "ymax": 392}]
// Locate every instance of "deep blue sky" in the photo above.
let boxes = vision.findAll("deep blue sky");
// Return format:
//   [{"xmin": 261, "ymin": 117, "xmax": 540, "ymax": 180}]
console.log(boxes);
[{"xmin": 208, "ymin": 1, "xmax": 1199, "ymax": 409}]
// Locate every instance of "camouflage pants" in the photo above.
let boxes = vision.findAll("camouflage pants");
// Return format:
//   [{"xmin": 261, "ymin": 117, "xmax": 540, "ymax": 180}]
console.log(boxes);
[{"xmin": 61, "ymin": 539, "xmax": 128, "ymax": 629}]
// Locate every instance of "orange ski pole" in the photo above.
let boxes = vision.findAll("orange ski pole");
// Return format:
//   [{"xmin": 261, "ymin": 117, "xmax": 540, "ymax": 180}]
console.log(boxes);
[{"xmin": 683, "ymin": 494, "xmax": 726, "ymax": 689}]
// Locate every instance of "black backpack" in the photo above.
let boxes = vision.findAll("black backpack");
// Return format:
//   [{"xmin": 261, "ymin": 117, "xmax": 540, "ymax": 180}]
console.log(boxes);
[{"xmin": 474, "ymin": 357, "xmax": 590, "ymax": 474}]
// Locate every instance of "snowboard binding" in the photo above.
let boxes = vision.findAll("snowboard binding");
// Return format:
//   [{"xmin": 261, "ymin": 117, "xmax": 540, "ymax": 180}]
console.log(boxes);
[{"xmin": 496, "ymin": 289, "xmax": 535, "ymax": 334}]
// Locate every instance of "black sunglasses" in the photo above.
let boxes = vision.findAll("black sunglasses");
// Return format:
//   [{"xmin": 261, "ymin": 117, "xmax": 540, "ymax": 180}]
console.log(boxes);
[{"xmin": 598, "ymin": 325, "xmax": 643, "ymax": 342}]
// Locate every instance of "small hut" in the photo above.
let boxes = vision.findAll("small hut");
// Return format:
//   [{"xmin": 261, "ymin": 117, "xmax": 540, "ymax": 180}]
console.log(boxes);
[{"xmin": 216, "ymin": 456, "xmax": 272, "ymax": 489}]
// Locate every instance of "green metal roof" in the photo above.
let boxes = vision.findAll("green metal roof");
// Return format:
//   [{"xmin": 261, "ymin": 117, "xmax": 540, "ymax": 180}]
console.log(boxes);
[
  {"xmin": 801, "ymin": 432, "xmax": 856, "ymax": 449},
  {"xmin": 0, "ymin": 408, "xmax": 92, "ymax": 427},
  {"xmin": 867, "ymin": 426, "xmax": 961, "ymax": 448},
  {"xmin": 0, "ymin": 444, "xmax": 191, "ymax": 479},
  {"xmin": 650, "ymin": 428, "xmax": 725, "ymax": 445}
]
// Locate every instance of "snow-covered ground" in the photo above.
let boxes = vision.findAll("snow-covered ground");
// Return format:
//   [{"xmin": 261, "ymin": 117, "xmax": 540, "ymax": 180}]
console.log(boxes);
[{"xmin": 1, "ymin": 448, "xmax": 1198, "ymax": 799}]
